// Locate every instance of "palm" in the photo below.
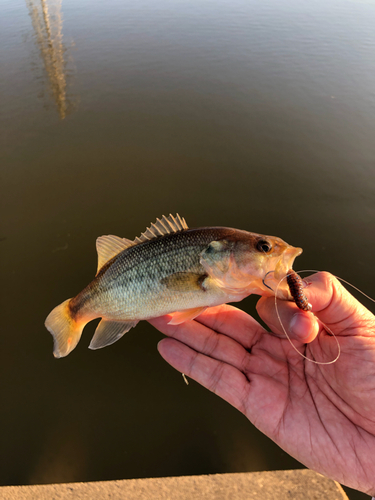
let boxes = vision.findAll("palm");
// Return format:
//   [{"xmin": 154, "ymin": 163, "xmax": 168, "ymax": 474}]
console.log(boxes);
[{"xmin": 149, "ymin": 272, "xmax": 375, "ymax": 495}]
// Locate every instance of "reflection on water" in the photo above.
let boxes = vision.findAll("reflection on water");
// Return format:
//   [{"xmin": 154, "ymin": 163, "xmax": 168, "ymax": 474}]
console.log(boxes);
[
  {"xmin": 1, "ymin": 1, "xmax": 375, "ymax": 499},
  {"xmin": 26, "ymin": 0, "xmax": 70, "ymax": 119}
]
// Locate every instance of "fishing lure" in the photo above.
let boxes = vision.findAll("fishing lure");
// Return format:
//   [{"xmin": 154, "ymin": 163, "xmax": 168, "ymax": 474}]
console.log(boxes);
[
  {"xmin": 275, "ymin": 270, "xmax": 340, "ymax": 365},
  {"xmin": 266, "ymin": 268, "xmax": 374, "ymax": 365},
  {"xmin": 286, "ymin": 269, "xmax": 312, "ymax": 311}
]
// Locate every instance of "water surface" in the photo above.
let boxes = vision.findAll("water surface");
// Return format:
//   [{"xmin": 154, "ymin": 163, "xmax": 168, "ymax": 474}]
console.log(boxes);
[{"xmin": 1, "ymin": 1, "xmax": 374, "ymax": 499}]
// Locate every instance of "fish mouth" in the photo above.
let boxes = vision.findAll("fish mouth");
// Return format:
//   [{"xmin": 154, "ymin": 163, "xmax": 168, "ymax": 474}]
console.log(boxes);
[{"xmin": 274, "ymin": 245, "xmax": 303, "ymax": 279}]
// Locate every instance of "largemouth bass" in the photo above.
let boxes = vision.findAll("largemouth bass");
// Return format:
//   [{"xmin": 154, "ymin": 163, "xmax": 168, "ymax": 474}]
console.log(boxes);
[{"xmin": 45, "ymin": 214, "xmax": 302, "ymax": 358}]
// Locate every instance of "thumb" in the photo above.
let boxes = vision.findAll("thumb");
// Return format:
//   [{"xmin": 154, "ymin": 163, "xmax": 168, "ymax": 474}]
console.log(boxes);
[
  {"xmin": 303, "ymin": 271, "xmax": 375, "ymax": 335},
  {"xmin": 257, "ymin": 271, "xmax": 374, "ymax": 344},
  {"xmin": 256, "ymin": 295, "xmax": 320, "ymax": 344}
]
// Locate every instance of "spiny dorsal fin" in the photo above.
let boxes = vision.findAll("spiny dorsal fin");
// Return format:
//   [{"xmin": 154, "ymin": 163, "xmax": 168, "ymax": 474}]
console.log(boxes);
[
  {"xmin": 96, "ymin": 235, "xmax": 134, "ymax": 274},
  {"xmin": 134, "ymin": 214, "xmax": 188, "ymax": 244}
]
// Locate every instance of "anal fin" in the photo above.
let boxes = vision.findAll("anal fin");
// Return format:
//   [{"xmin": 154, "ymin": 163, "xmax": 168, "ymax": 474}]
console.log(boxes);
[
  {"xmin": 168, "ymin": 307, "xmax": 207, "ymax": 325},
  {"xmin": 89, "ymin": 319, "xmax": 138, "ymax": 350}
]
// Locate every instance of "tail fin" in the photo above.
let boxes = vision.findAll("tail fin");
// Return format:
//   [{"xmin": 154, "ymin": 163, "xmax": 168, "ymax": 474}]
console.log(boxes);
[{"xmin": 45, "ymin": 299, "xmax": 85, "ymax": 358}]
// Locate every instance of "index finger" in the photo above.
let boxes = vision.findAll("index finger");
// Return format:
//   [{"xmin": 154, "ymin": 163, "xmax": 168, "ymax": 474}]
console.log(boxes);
[
  {"xmin": 150, "ymin": 303, "xmax": 266, "ymax": 351},
  {"xmin": 194, "ymin": 304, "xmax": 266, "ymax": 349}
]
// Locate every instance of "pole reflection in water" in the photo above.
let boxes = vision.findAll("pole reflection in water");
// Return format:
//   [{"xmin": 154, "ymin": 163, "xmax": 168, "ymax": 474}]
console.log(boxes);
[{"xmin": 26, "ymin": 0, "xmax": 70, "ymax": 119}]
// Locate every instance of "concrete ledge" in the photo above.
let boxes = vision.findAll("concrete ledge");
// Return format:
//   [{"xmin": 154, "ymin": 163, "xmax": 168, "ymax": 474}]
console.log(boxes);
[{"xmin": 0, "ymin": 470, "xmax": 348, "ymax": 500}]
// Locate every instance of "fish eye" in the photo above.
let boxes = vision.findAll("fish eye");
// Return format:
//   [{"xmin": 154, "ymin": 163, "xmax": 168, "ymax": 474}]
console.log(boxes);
[{"xmin": 257, "ymin": 239, "xmax": 272, "ymax": 253}]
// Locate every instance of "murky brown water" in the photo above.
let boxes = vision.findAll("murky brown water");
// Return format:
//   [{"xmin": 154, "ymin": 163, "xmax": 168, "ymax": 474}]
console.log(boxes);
[{"xmin": 1, "ymin": 0, "xmax": 374, "ymax": 498}]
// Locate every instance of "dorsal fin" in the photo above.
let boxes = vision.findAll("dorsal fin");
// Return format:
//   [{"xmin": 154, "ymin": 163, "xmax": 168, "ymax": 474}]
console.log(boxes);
[
  {"xmin": 96, "ymin": 235, "xmax": 134, "ymax": 274},
  {"xmin": 134, "ymin": 214, "xmax": 188, "ymax": 244}
]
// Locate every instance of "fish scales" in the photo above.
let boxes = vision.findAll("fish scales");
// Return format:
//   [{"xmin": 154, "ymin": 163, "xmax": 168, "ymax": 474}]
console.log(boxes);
[
  {"xmin": 74, "ymin": 227, "xmax": 233, "ymax": 320},
  {"xmin": 45, "ymin": 214, "xmax": 303, "ymax": 357},
  {"xmin": 97, "ymin": 227, "xmax": 229, "ymax": 278}
]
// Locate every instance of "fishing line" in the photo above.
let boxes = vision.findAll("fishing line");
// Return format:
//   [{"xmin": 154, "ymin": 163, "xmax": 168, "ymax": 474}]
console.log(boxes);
[
  {"xmin": 264, "ymin": 268, "xmax": 375, "ymax": 365},
  {"xmin": 291, "ymin": 269, "xmax": 375, "ymax": 305},
  {"xmin": 273, "ymin": 269, "xmax": 375, "ymax": 364},
  {"xmin": 274, "ymin": 271, "xmax": 340, "ymax": 365}
]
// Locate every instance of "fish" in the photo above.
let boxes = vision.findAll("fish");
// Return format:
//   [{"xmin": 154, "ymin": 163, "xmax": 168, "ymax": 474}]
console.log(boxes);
[{"xmin": 45, "ymin": 214, "xmax": 302, "ymax": 358}]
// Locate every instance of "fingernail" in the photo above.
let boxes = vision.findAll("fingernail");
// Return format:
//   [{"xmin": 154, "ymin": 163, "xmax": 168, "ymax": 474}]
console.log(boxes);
[{"xmin": 290, "ymin": 313, "xmax": 315, "ymax": 341}]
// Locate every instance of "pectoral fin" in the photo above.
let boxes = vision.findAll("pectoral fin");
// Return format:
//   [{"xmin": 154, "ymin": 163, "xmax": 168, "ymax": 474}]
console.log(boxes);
[
  {"xmin": 89, "ymin": 319, "xmax": 138, "ymax": 350},
  {"xmin": 168, "ymin": 307, "xmax": 207, "ymax": 325},
  {"xmin": 161, "ymin": 272, "xmax": 207, "ymax": 292}
]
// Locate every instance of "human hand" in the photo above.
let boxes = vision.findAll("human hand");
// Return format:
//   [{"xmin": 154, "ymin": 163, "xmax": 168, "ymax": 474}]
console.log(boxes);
[{"xmin": 149, "ymin": 272, "xmax": 375, "ymax": 496}]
